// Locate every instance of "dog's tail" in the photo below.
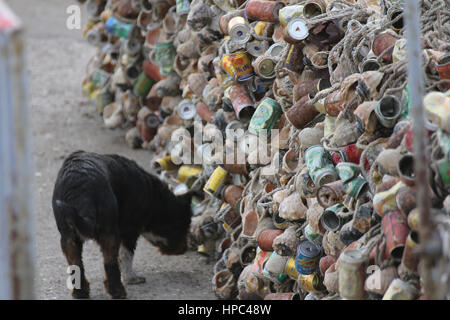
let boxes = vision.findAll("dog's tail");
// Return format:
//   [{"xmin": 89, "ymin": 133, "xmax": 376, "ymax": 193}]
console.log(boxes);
[{"xmin": 54, "ymin": 200, "xmax": 96, "ymax": 238}]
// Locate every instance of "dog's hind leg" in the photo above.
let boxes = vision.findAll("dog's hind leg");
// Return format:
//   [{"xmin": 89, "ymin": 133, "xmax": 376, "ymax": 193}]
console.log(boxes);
[
  {"xmin": 99, "ymin": 235, "xmax": 127, "ymax": 299},
  {"xmin": 119, "ymin": 234, "xmax": 146, "ymax": 285},
  {"xmin": 60, "ymin": 236, "xmax": 90, "ymax": 299}
]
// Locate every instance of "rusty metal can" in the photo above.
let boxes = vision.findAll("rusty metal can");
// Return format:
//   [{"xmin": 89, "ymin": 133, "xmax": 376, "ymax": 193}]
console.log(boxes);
[
  {"xmin": 295, "ymin": 240, "xmax": 322, "ymax": 275},
  {"xmin": 372, "ymin": 31, "xmax": 398, "ymax": 64},
  {"xmin": 245, "ymin": 0, "xmax": 285, "ymax": 23},
  {"xmin": 382, "ymin": 210, "xmax": 410, "ymax": 261},
  {"xmin": 436, "ymin": 53, "xmax": 450, "ymax": 90},
  {"xmin": 228, "ymin": 84, "xmax": 255, "ymax": 120},
  {"xmin": 338, "ymin": 249, "xmax": 368, "ymax": 300},
  {"xmin": 324, "ymin": 91, "xmax": 344, "ymax": 117},
  {"xmin": 221, "ymin": 51, "xmax": 255, "ymax": 83},
  {"xmin": 257, "ymin": 229, "xmax": 284, "ymax": 251},
  {"xmin": 196, "ymin": 101, "xmax": 214, "ymax": 123},
  {"xmin": 400, "ymin": 231, "xmax": 420, "ymax": 274},
  {"xmin": 284, "ymin": 43, "xmax": 305, "ymax": 74},
  {"xmin": 317, "ymin": 180, "xmax": 346, "ymax": 208},
  {"xmin": 293, "ymin": 78, "xmax": 330, "ymax": 102},
  {"xmin": 286, "ymin": 96, "xmax": 319, "ymax": 130},
  {"xmin": 351, "ymin": 203, "xmax": 372, "ymax": 235}
]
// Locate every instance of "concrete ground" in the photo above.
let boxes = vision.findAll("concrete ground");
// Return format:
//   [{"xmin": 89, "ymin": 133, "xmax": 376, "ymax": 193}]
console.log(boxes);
[{"xmin": 4, "ymin": 0, "xmax": 215, "ymax": 300}]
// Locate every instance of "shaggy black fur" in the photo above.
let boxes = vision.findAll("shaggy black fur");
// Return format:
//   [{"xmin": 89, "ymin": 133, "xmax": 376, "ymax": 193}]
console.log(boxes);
[{"xmin": 52, "ymin": 151, "xmax": 193, "ymax": 299}]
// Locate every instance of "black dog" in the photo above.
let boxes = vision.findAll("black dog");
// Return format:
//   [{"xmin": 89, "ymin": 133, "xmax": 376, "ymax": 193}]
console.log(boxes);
[{"xmin": 52, "ymin": 151, "xmax": 193, "ymax": 299}]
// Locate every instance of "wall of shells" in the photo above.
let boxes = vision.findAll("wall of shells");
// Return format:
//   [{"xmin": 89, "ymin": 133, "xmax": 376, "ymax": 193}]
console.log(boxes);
[{"xmin": 78, "ymin": 0, "xmax": 450, "ymax": 300}]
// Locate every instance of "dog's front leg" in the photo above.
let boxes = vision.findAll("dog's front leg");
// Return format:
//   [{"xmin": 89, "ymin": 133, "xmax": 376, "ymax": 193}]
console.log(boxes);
[
  {"xmin": 99, "ymin": 236, "xmax": 127, "ymax": 299},
  {"xmin": 119, "ymin": 238, "xmax": 146, "ymax": 285}
]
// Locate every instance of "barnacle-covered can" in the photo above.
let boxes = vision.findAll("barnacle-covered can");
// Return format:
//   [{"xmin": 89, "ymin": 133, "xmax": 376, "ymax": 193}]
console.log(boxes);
[
  {"xmin": 279, "ymin": 5, "xmax": 304, "ymax": 27},
  {"xmin": 266, "ymin": 42, "xmax": 285, "ymax": 57},
  {"xmin": 204, "ymin": 166, "xmax": 228, "ymax": 196},
  {"xmin": 252, "ymin": 54, "xmax": 276, "ymax": 79},
  {"xmin": 283, "ymin": 18, "xmax": 309, "ymax": 44},
  {"xmin": 247, "ymin": 40, "xmax": 269, "ymax": 57},
  {"xmin": 375, "ymin": 95, "xmax": 402, "ymax": 128},
  {"xmin": 338, "ymin": 249, "xmax": 368, "ymax": 300},
  {"xmin": 248, "ymin": 98, "xmax": 283, "ymax": 136},
  {"xmin": 400, "ymin": 231, "xmax": 420, "ymax": 274},
  {"xmin": 177, "ymin": 99, "xmax": 197, "ymax": 120},
  {"xmin": 228, "ymin": 16, "xmax": 251, "ymax": 44},
  {"xmin": 295, "ymin": 240, "xmax": 322, "ymax": 275},
  {"xmin": 221, "ymin": 51, "xmax": 255, "ymax": 83},
  {"xmin": 305, "ymin": 145, "xmax": 339, "ymax": 188}
]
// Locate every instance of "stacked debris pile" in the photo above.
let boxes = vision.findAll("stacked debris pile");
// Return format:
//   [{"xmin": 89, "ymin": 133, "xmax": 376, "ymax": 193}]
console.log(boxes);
[{"xmin": 78, "ymin": 0, "xmax": 450, "ymax": 300}]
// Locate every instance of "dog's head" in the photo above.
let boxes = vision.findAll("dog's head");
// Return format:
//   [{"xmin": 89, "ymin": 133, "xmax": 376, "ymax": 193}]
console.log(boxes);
[{"xmin": 150, "ymin": 191, "xmax": 194, "ymax": 255}]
